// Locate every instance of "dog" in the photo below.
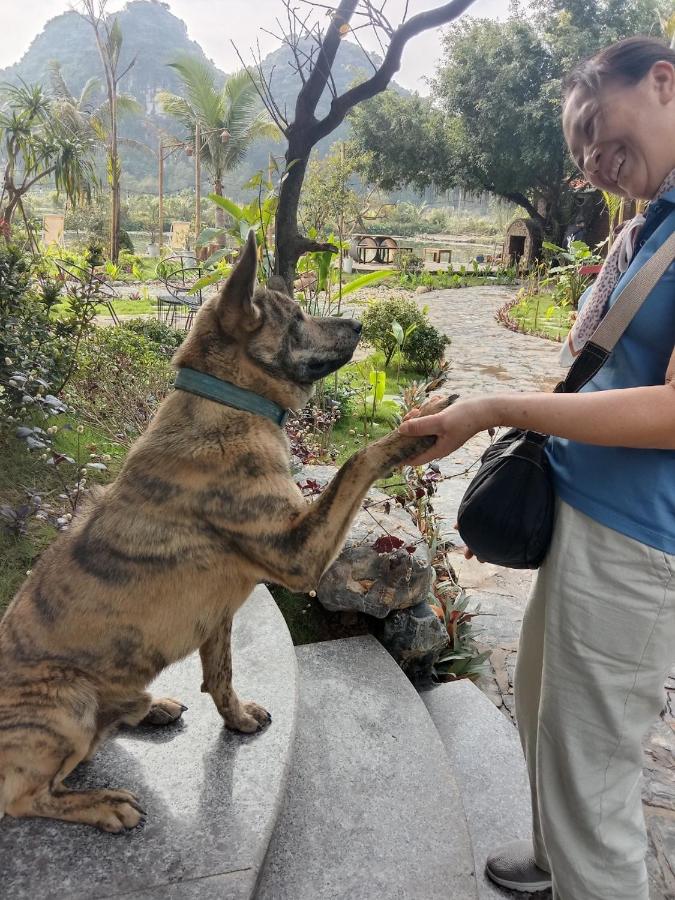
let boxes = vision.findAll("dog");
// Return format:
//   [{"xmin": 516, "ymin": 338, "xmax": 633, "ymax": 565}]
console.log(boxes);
[{"xmin": 0, "ymin": 232, "xmax": 443, "ymax": 833}]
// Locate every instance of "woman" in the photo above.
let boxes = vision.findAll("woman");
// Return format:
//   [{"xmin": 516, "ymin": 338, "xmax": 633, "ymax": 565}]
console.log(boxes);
[{"xmin": 399, "ymin": 37, "xmax": 675, "ymax": 900}]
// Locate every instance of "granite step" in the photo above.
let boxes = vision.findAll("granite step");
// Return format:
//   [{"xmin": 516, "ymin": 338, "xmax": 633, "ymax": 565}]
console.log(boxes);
[
  {"xmin": 3, "ymin": 585, "xmax": 298, "ymax": 900},
  {"xmin": 255, "ymin": 635, "xmax": 479, "ymax": 900},
  {"xmin": 421, "ymin": 680, "xmax": 534, "ymax": 900}
]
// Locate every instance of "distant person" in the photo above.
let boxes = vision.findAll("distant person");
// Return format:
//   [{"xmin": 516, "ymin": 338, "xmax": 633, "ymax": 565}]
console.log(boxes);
[{"xmin": 399, "ymin": 36, "xmax": 675, "ymax": 900}]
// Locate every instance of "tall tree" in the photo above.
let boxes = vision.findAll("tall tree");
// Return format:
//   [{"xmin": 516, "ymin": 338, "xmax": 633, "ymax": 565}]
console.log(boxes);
[
  {"xmin": 78, "ymin": 0, "xmax": 136, "ymax": 262},
  {"xmin": 239, "ymin": 0, "xmax": 477, "ymax": 291},
  {"xmin": 350, "ymin": 91, "xmax": 458, "ymax": 194},
  {"xmin": 351, "ymin": 0, "xmax": 668, "ymax": 240},
  {"xmin": 433, "ymin": 15, "xmax": 567, "ymax": 228},
  {"xmin": 158, "ymin": 57, "xmax": 278, "ymax": 233},
  {"xmin": 0, "ymin": 82, "xmax": 97, "ymax": 238}
]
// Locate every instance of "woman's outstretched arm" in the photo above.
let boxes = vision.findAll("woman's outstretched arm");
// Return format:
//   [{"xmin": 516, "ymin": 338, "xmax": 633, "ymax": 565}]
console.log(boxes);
[{"xmin": 398, "ymin": 343, "xmax": 675, "ymax": 465}]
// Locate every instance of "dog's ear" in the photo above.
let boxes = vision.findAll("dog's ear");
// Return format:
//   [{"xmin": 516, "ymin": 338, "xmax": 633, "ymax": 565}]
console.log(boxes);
[{"xmin": 218, "ymin": 230, "xmax": 261, "ymax": 330}]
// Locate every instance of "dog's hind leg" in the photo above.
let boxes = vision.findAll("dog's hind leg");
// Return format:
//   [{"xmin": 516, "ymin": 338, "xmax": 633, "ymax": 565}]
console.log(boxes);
[
  {"xmin": 86, "ymin": 691, "xmax": 187, "ymax": 761},
  {"xmin": 8, "ymin": 786, "xmax": 145, "ymax": 833},
  {"xmin": 199, "ymin": 612, "xmax": 271, "ymax": 733},
  {"xmin": 140, "ymin": 697, "xmax": 188, "ymax": 726},
  {"xmin": 1, "ymin": 717, "xmax": 144, "ymax": 832},
  {"xmin": 109, "ymin": 690, "xmax": 186, "ymax": 729}
]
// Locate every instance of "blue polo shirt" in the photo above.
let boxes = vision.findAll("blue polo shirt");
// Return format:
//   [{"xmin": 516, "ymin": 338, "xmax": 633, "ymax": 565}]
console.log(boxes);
[{"xmin": 546, "ymin": 190, "xmax": 675, "ymax": 554}]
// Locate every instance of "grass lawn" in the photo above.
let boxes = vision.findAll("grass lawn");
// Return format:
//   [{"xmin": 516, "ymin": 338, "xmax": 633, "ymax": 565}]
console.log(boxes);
[
  {"xmin": 51, "ymin": 295, "xmax": 158, "ymax": 319},
  {"xmin": 510, "ymin": 291, "xmax": 572, "ymax": 340}
]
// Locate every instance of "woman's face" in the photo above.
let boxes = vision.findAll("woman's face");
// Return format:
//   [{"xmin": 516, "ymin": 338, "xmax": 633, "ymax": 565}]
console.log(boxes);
[{"xmin": 563, "ymin": 61, "xmax": 675, "ymax": 200}]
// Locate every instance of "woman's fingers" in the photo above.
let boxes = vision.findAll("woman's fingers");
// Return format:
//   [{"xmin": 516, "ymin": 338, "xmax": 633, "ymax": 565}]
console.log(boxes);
[{"xmin": 398, "ymin": 412, "xmax": 444, "ymax": 437}]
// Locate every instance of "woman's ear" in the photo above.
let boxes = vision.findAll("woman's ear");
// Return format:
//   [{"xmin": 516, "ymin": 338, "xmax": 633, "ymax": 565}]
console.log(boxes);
[{"xmin": 650, "ymin": 60, "xmax": 675, "ymax": 105}]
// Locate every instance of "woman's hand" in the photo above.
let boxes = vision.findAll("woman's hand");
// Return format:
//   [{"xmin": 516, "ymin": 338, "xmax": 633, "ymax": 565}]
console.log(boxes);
[{"xmin": 398, "ymin": 396, "xmax": 495, "ymax": 465}]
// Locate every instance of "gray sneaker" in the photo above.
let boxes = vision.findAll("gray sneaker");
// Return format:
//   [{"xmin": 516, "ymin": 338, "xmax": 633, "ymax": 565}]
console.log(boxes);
[{"xmin": 485, "ymin": 840, "xmax": 552, "ymax": 893}]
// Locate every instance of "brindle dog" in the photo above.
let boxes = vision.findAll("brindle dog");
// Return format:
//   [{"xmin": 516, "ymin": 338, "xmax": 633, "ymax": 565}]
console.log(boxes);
[{"xmin": 0, "ymin": 232, "xmax": 444, "ymax": 833}]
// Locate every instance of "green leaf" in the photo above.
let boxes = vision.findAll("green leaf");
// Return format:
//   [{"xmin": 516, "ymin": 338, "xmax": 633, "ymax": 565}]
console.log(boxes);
[
  {"xmin": 340, "ymin": 269, "xmax": 394, "ymax": 296},
  {"xmin": 208, "ymin": 193, "xmax": 246, "ymax": 221},
  {"xmin": 196, "ymin": 227, "xmax": 227, "ymax": 248},
  {"xmin": 375, "ymin": 371, "xmax": 386, "ymax": 404},
  {"xmin": 203, "ymin": 248, "xmax": 232, "ymax": 267},
  {"xmin": 391, "ymin": 319, "xmax": 404, "ymax": 347},
  {"xmin": 189, "ymin": 271, "xmax": 224, "ymax": 293}
]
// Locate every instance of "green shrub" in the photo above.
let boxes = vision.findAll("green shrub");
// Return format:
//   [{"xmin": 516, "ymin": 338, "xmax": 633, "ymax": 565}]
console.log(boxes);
[
  {"xmin": 119, "ymin": 230, "xmax": 135, "ymax": 253},
  {"xmin": 0, "ymin": 245, "xmax": 77, "ymax": 423},
  {"xmin": 69, "ymin": 326, "xmax": 173, "ymax": 440},
  {"xmin": 122, "ymin": 318, "xmax": 185, "ymax": 359},
  {"xmin": 394, "ymin": 249, "xmax": 424, "ymax": 276},
  {"xmin": 361, "ymin": 297, "xmax": 427, "ymax": 367},
  {"xmin": 403, "ymin": 322, "xmax": 450, "ymax": 375}
]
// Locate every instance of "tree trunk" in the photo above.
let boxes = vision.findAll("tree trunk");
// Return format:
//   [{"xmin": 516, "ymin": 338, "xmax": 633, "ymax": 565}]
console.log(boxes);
[
  {"xmin": 214, "ymin": 176, "xmax": 226, "ymax": 247},
  {"xmin": 110, "ymin": 89, "xmax": 120, "ymax": 262},
  {"xmin": 274, "ymin": 138, "xmax": 311, "ymax": 291}
]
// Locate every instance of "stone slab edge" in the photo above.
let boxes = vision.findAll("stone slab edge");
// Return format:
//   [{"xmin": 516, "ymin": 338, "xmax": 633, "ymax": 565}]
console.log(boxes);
[
  {"xmin": 256, "ymin": 635, "xmax": 478, "ymax": 900},
  {"xmin": 421, "ymin": 680, "xmax": 533, "ymax": 900}
]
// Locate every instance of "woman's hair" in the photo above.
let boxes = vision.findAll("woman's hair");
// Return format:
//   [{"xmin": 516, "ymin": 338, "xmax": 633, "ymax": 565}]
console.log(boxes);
[{"xmin": 563, "ymin": 36, "xmax": 675, "ymax": 99}]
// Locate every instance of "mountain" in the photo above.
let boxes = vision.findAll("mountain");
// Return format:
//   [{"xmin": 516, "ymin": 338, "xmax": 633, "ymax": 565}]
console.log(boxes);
[
  {"xmin": 0, "ymin": 1, "xmax": 407, "ymax": 197},
  {"xmin": 1, "ymin": 1, "xmax": 220, "ymax": 115}
]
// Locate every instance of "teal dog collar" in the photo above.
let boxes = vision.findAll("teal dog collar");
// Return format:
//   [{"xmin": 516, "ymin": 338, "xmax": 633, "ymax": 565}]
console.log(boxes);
[{"xmin": 175, "ymin": 367, "xmax": 289, "ymax": 427}]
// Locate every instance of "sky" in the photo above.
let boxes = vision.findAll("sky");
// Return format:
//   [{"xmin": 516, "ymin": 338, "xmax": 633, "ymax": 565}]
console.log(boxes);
[{"xmin": 0, "ymin": 0, "xmax": 508, "ymax": 93}]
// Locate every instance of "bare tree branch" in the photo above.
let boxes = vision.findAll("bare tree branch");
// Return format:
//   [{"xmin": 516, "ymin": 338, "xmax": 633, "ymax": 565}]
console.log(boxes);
[
  {"xmin": 232, "ymin": 40, "xmax": 289, "ymax": 131},
  {"xmin": 236, "ymin": 0, "xmax": 478, "ymax": 290},
  {"xmin": 310, "ymin": 0, "xmax": 477, "ymax": 144}
]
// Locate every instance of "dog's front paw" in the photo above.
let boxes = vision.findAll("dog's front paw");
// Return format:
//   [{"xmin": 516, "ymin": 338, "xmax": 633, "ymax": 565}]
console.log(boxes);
[
  {"xmin": 414, "ymin": 392, "xmax": 458, "ymax": 419},
  {"xmin": 224, "ymin": 700, "xmax": 272, "ymax": 734},
  {"xmin": 383, "ymin": 433, "xmax": 437, "ymax": 469},
  {"xmin": 379, "ymin": 393, "xmax": 457, "ymax": 469}
]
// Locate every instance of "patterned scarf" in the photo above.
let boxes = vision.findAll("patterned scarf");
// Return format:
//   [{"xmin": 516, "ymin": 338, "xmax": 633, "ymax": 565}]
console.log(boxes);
[{"xmin": 560, "ymin": 167, "xmax": 675, "ymax": 365}]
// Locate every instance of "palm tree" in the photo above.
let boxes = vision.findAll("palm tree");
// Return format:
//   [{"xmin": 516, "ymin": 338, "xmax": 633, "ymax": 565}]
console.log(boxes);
[
  {"xmin": 78, "ymin": 0, "xmax": 137, "ymax": 262},
  {"xmin": 0, "ymin": 81, "xmax": 97, "ymax": 239},
  {"xmin": 48, "ymin": 61, "xmax": 140, "ymax": 146},
  {"xmin": 158, "ymin": 57, "xmax": 279, "ymax": 233}
]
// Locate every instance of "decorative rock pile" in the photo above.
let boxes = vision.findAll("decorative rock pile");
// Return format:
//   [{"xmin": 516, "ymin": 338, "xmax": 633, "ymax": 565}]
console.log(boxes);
[{"xmin": 295, "ymin": 465, "xmax": 447, "ymax": 680}]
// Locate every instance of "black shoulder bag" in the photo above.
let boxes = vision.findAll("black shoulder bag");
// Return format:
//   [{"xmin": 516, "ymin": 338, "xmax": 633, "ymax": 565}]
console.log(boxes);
[{"xmin": 455, "ymin": 231, "xmax": 675, "ymax": 569}]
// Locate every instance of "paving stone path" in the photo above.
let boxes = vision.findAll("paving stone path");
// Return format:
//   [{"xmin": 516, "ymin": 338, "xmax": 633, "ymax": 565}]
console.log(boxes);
[{"xmin": 422, "ymin": 285, "xmax": 675, "ymax": 900}]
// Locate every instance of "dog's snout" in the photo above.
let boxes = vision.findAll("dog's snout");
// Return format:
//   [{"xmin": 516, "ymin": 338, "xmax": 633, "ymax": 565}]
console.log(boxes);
[{"xmin": 351, "ymin": 320, "xmax": 362, "ymax": 335}]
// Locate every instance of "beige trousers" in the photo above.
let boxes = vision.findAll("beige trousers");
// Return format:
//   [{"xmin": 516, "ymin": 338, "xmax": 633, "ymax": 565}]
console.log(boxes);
[{"xmin": 515, "ymin": 499, "xmax": 675, "ymax": 900}]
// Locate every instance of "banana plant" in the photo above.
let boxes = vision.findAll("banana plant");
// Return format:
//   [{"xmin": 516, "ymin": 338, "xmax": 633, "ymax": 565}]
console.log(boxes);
[{"xmin": 390, "ymin": 318, "xmax": 418, "ymax": 382}]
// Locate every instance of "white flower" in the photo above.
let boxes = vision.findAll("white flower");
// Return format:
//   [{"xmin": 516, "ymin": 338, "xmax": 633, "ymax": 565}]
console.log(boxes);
[
  {"xmin": 76, "ymin": 425, "xmax": 84, "ymax": 434},
  {"xmin": 4, "ymin": 357, "xmax": 12, "ymax": 366}
]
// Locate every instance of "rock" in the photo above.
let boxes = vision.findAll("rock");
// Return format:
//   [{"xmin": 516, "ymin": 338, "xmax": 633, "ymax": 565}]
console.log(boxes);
[
  {"xmin": 378, "ymin": 600, "xmax": 449, "ymax": 682},
  {"xmin": 415, "ymin": 285, "xmax": 432, "ymax": 294},
  {"xmin": 295, "ymin": 465, "xmax": 434, "ymax": 618}
]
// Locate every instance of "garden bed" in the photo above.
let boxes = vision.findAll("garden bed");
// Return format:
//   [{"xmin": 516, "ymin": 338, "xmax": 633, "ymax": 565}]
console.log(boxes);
[{"xmin": 497, "ymin": 290, "xmax": 572, "ymax": 342}]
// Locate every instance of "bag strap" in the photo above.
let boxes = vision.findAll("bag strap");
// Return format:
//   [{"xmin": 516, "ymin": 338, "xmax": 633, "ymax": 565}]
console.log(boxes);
[{"xmin": 557, "ymin": 229, "xmax": 675, "ymax": 394}]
